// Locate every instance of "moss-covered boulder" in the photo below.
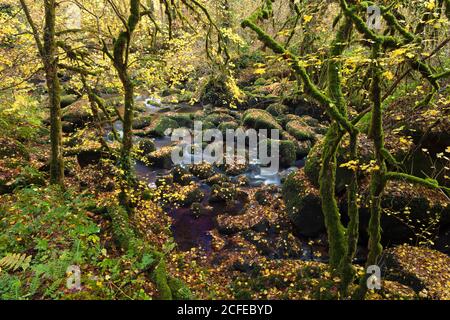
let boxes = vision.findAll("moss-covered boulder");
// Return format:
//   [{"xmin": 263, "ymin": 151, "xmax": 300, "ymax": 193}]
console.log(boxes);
[
  {"xmin": 260, "ymin": 138, "xmax": 297, "ymax": 168},
  {"xmin": 76, "ymin": 149, "xmax": 109, "ymax": 168},
  {"xmin": 356, "ymin": 180, "xmax": 450, "ymax": 245},
  {"xmin": 297, "ymin": 140, "xmax": 313, "ymax": 158},
  {"xmin": 204, "ymin": 113, "xmax": 236, "ymax": 126},
  {"xmin": 147, "ymin": 146, "xmax": 175, "ymax": 169},
  {"xmin": 210, "ymin": 182, "xmax": 237, "ymax": 203},
  {"xmin": 279, "ymin": 131, "xmax": 308, "ymax": 158},
  {"xmin": 137, "ymin": 138, "xmax": 156, "ymax": 156},
  {"xmin": 284, "ymin": 114, "xmax": 303, "ymax": 123},
  {"xmin": 62, "ymin": 121, "xmax": 76, "ymax": 134},
  {"xmin": 254, "ymin": 77, "xmax": 267, "ymax": 86},
  {"xmin": 255, "ymin": 189, "xmax": 270, "ymax": 206},
  {"xmin": 166, "ymin": 113, "xmax": 194, "ymax": 128},
  {"xmin": 282, "ymin": 169, "xmax": 325, "ymax": 237},
  {"xmin": 172, "ymin": 165, "xmax": 190, "ymax": 184},
  {"xmin": 219, "ymin": 159, "xmax": 249, "ymax": 176},
  {"xmin": 200, "ymin": 74, "xmax": 244, "ymax": 108},
  {"xmin": 382, "ymin": 245, "xmax": 450, "ymax": 299},
  {"xmin": 377, "ymin": 280, "xmax": 417, "ymax": 300},
  {"xmin": 298, "ymin": 115, "xmax": 320, "ymax": 127},
  {"xmin": 132, "ymin": 116, "xmax": 153, "ymax": 130},
  {"xmin": 217, "ymin": 210, "xmax": 266, "ymax": 235},
  {"xmin": 304, "ymin": 134, "xmax": 374, "ymax": 193},
  {"xmin": 266, "ymin": 103, "xmax": 288, "ymax": 117},
  {"xmin": 218, "ymin": 121, "xmax": 239, "ymax": 134},
  {"xmin": 180, "ymin": 184, "xmax": 205, "ymax": 207},
  {"xmin": 242, "ymin": 109, "xmax": 282, "ymax": 131},
  {"xmin": 189, "ymin": 162, "xmax": 215, "ymax": 180},
  {"xmin": 145, "ymin": 116, "xmax": 179, "ymax": 137},
  {"xmin": 206, "ymin": 173, "xmax": 230, "ymax": 186},
  {"xmin": 201, "ymin": 120, "xmax": 217, "ymax": 130},
  {"xmin": 286, "ymin": 120, "xmax": 316, "ymax": 141},
  {"xmin": 0, "ymin": 137, "xmax": 30, "ymax": 161},
  {"xmin": 60, "ymin": 94, "xmax": 79, "ymax": 109},
  {"xmin": 155, "ymin": 175, "xmax": 174, "ymax": 188},
  {"xmin": 61, "ymin": 99, "xmax": 94, "ymax": 128}
]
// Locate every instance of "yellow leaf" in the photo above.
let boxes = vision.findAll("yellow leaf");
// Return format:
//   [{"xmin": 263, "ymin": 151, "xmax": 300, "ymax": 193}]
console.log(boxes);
[
  {"xmin": 391, "ymin": 48, "xmax": 407, "ymax": 58},
  {"xmin": 426, "ymin": 0, "xmax": 435, "ymax": 10},
  {"xmin": 383, "ymin": 71, "xmax": 395, "ymax": 80},
  {"xmin": 304, "ymin": 15, "xmax": 313, "ymax": 23}
]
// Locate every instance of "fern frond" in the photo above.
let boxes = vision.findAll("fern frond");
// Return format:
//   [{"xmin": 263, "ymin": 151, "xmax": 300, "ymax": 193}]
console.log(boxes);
[{"xmin": 0, "ymin": 253, "xmax": 32, "ymax": 272}]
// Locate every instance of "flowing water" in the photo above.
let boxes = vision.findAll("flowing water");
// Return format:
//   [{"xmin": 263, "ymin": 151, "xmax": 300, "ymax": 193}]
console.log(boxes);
[{"xmin": 105, "ymin": 100, "xmax": 313, "ymax": 255}]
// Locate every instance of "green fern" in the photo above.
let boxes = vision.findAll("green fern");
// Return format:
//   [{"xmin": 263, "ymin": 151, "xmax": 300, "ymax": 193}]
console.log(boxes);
[{"xmin": 0, "ymin": 253, "xmax": 32, "ymax": 272}]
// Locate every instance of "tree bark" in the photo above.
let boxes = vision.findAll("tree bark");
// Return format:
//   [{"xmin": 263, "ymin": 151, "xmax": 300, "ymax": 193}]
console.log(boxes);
[
  {"xmin": 43, "ymin": 0, "xmax": 64, "ymax": 185},
  {"xmin": 19, "ymin": 0, "xmax": 64, "ymax": 186}
]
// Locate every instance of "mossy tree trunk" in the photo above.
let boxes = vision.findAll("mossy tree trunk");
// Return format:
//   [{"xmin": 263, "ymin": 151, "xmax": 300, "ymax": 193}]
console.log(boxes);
[
  {"xmin": 19, "ymin": 0, "xmax": 64, "ymax": 186},
  {"xmin": 108, "ymin": 206, "xmax": 175, "ymax": 300},
  {"xmin": 103, "ymin": 0, "xmax": 141, "ymax": 210},
  {"xmin": 43, "ymin": 0, "xmax": 64, "ymax": 186},
  {"xmin": 353, "ymin": 41, "xmax": 386, "ymax": 299},
  {"xmin": 321, "ymin": 18, "xmax": 354, "ymax": 272},
  {"xmin": 321, "ymin": 17, "xmax": 361, "ymax": 295},
  {"xmin": 101, "ymin": 2, "xmax": 182, "ymax": 300}
]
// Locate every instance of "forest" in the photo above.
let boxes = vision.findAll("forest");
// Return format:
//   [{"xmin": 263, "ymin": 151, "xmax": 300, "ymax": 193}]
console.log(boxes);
[{"xmin": 0, "ymin": 0, "xmax": 449, "ymax": 301}]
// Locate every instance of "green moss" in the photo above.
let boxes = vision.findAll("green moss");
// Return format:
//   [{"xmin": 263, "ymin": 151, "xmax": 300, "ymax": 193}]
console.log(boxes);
[
  {"xmin": 242, "ymin": 109, "xmax": 282, "ymax": 131},
  {"xmin": 204, "ymin": 113, "xmax": 235, "ymax": 126},
  {"xmin": 286, "ymin": 120, "xmax": 315, "ymax": 141},
  {"xmin": 132, "ymin": 116, "xmax": 153, "ymax": 130},
  {"xmin": 137, "ymin": 138, "xmax": 156, "ymax": 156},
  {"xmin": 147, "ymin": 146, "xmax": 175, "ymax": 169},
  {"xmin": 189, "ymin": 162, "xmax": 215, "ymax": 180},
  {"xmin": 167, "ymin": 277, "xmax": 193, "ymax": 300},
  {"xmin": 304, "ymin": 141, "xmax": 322, "ymax": 186},
  {"xmin": 318, "ymin": 125, "xmax": 347, "ymax": 269},
  {"xmin": 60, "ymin": 94, "xmax": 78, "ymax": 108},
  {"xmin": 218, "ymin": 121, "xmax": 239, "ymax": 134},
  {"xmin": 210, "ymin": 183, "xmax": 237, "ymax": 203},
  {"xmin": 281, "ymin": 170, "xmax": 325, "ymax": 237},
  {"xmin": 202, "ymin": 121, "xmax": 216, "ymax": 130},
  {"xmin": 266, "ymin": 103, "xmax": 288, "ymax": 117},
  {"xmin": 201, "ymin": 74, "xmax": 243, "ymax": 107},
  {"xmin": 167, "ymin": 113, "xmax": 194, "ymax": 128},
  {"xmin": 108, "ymin": 206, "xmax": 137, "ymax": 251},
  {"xmin": 0, "ymin": 138, "xmax": 30, "ymax": 161},
  {"xmin": 260, "ymin": 138, "xmax": 296, "ymax": 168},
  {"xmin": 153, "ymin": 259, "xmax": 173, "ymax": 300},
  {"xmin": 146, "ymin": 116, "xmax": 179, "ymax": 137},
  {"xmin": 181, "ymin": 186, "xmax": 205, "ymax": 207},
  {"xmin": 206, "ymin": 173, "xmax": 230, "ymax": 186},
  {"xmin": 254, "ymin": 77, "xmax": 266, "ymax": 86}
]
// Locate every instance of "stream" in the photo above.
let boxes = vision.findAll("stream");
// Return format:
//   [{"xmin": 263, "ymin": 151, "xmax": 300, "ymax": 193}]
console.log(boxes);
[{"xmin": 104, "ymin": 98, "xmax": 331, "ymax": 261}]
